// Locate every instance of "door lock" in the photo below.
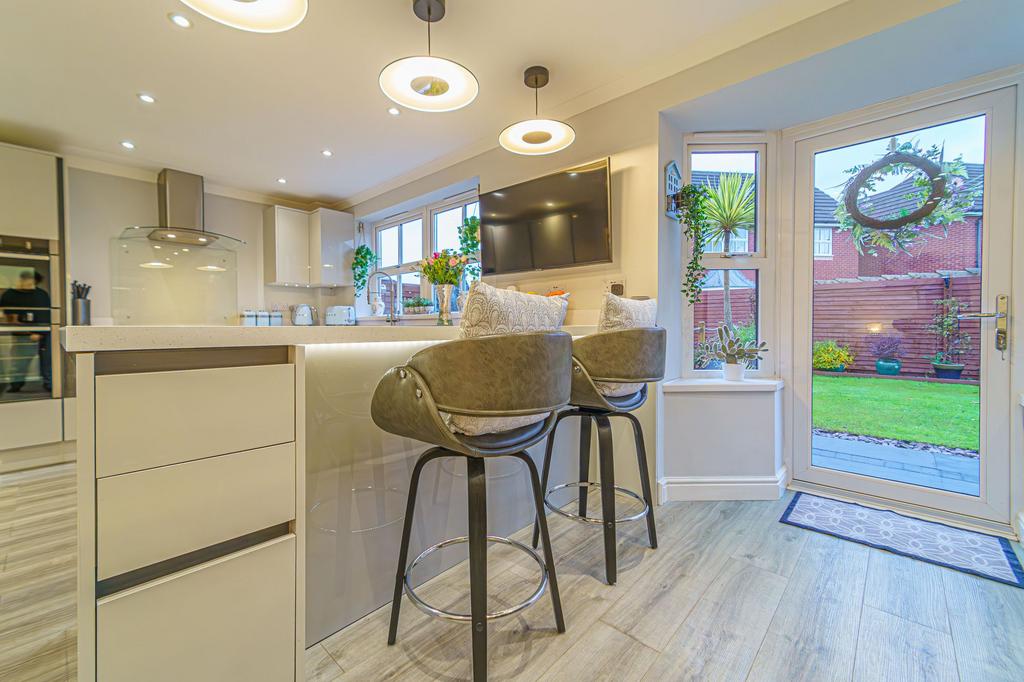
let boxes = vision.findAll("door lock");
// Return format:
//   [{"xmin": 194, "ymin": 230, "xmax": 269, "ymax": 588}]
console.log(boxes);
[{"xmin": 958, "ymin": 294, "xmax": 1008, "ymax": 359}]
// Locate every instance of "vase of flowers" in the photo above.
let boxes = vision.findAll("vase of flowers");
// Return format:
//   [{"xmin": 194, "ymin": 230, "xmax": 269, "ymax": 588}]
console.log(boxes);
[{"xmin": 418, "ymin": 249, "xmax": 469, "ymax": 326}]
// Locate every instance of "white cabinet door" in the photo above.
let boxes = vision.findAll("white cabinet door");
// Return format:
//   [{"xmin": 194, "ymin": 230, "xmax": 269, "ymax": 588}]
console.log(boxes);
[
  {"xmin": 309, "ymin": 208, "xmax": 354, "ymax": 286},
  {"xmin": 263, "ymin": 206, "xmax": 310, "ymax": 285},
  {"xmin": 0, "ymin": 145, "xmax": 59, "ymax": 240}
]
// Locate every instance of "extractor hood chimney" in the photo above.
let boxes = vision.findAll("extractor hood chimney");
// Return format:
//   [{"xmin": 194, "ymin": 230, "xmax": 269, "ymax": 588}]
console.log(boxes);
[{"xmin": 118, "ymin": 168, "xmax": 245, "ymax": 250}]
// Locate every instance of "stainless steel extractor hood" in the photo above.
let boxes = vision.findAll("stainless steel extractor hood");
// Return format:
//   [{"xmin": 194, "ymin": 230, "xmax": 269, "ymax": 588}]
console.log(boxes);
[{"xmin": 119, "ymin": 168, "xmax": 245, "ymax": 250}]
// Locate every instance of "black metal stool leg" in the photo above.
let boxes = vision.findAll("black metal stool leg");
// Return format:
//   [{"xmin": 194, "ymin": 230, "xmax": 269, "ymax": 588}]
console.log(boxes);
[
  {"xmin": 577, "ymin": 415, "xmax": 593, "ymax": 518},
  {"xmin": 466, "ymin": 456, "xmax": 488, "ymax": 682},
  {"xmin": 621, "ymin": 412, "xmax": 658, "ymax": 549},
  {"xmin": 512, "ymin": 451, "xmax": 566, "ymax": 633},
  {"xmin": 594, "ymin": 415, "xmax": 617, "ymax": 584},
  {"xmin": 532, "ymin": 411, "xmax": 568, "ymax": 549},
  {"xmin": 388, "ymin": 448, "xmax": 446, "ymax": 646}
]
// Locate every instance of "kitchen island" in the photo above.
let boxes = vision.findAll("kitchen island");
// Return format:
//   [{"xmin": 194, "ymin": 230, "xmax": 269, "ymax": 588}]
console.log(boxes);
[{"xmin": 63, "ymin": 323, "xmax": 637, "ymax": 681}]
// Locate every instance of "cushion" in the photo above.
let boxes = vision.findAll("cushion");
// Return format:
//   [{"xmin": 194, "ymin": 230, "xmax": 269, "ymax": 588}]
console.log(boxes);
[
  {"xmin": 594, "ymin": 293, "xmax": 658, "ymax": 397},
  {"xmin": 445, "ymin": 281, "xmax": 569, "ymax": 436}
]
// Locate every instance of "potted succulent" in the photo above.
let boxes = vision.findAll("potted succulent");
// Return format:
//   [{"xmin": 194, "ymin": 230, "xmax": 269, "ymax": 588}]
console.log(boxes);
[
  {"xmin": 926, "ymin": 296, "xmax": 971, "ymax": 379},
  {"xmin": 700, "ymin": 324, "xmax": 768, "ymax": 381},
  {"xmin": 402, "ymin": 296, "xmax": 434, "ymax": 315},
  {"xmin": 869, "ymin": 334, "xmax": 904, "ymax": 375},
  {"xmin": 812, "ymin": 340, "xmax": 854, "ymax": 373}
]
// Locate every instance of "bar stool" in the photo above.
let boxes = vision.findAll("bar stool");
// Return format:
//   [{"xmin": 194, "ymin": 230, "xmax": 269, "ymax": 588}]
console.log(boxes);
[
  {"xmin": 371, "ymin": 331, "xmax": 572, "ymax": 682},
  {"xmin": 533, "ymin": 327, "xmax": 666, "ymax": 585}
]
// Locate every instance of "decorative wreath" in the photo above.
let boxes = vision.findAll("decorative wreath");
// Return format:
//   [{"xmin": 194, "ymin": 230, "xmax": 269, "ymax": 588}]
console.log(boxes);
[{"xmin": 843, "ymin": 151, "xmax": 946, "ymax": 231}]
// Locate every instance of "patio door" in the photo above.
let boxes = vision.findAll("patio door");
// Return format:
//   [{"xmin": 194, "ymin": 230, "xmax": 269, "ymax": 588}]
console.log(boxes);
[{"xmin": 792, "ymin": 86, "xmax": 1016, "ymax": 527}]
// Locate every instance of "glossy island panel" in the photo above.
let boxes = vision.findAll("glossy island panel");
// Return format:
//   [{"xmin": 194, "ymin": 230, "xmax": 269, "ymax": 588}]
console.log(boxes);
[{"xmin": 303, "ymin": 340, "xmax": 581, "ymax": 645}]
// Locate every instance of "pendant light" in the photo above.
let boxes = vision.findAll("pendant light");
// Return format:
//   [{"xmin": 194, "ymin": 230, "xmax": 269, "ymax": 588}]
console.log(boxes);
[
  {"xmin": 499, "ymin": 66, "xmax": 575, "ymax": 155},
  {"xmin": 178, "ymin": 0, "xmax": 308, "ymax": 33},
  {"xmin": 379, "ymin": 0, "xmax": 479, "ymax": 113}
]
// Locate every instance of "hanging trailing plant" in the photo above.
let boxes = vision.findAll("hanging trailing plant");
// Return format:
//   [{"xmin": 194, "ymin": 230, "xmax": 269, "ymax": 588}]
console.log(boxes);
[
  {"xmin": 352, "ymin": 244, "xmax": 377, "ymax": 296},
  {"xmin": 670, "ymin": 184, "xmax": 710, "ymax": 305},
  {"xmin": 835, "ymin": 138, "xmax": 979, "ymax": 254}
]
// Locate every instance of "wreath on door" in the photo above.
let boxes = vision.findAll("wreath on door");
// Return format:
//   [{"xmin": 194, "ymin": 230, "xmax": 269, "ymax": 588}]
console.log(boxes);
[{"xmin": 835, "ymin": 138, "xmax": 979, "ymax": 254}]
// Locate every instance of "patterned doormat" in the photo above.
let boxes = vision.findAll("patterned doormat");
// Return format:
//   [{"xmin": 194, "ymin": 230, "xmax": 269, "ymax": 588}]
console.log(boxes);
[{"xmin": 781, "ymin": 492, "xmax": 1024, "ymax": 588}]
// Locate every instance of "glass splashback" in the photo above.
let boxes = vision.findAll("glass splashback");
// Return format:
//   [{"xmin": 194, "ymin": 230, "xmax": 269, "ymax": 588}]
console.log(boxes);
[{"xmin": 111, "ymin": 237, "xmax": 238, "ymax": 325}]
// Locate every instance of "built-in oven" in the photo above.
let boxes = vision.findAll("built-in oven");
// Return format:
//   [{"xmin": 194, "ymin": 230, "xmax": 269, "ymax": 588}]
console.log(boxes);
[{"xmin": 0, "ymin": 236, "xmax": 61, "ymax": 403}]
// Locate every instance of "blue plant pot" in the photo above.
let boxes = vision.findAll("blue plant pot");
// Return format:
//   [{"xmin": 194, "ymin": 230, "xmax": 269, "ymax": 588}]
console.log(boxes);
[
  {"xmin": 875, "ymin": 358, "xmax": 901, "ymax": 376},
  {"xmin": 932, "ymin": 362, "xmax": 964, "ymax": 380},
  {"xmin": 820, "ymin": 365, "xmax": 845, "ymax": 373}
]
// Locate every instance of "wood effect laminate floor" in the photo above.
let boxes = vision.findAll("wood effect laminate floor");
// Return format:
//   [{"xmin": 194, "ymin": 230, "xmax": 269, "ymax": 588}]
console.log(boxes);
[{"xmin": 3, "ymin": 463, "xmax": 1024, "ymax": 681}]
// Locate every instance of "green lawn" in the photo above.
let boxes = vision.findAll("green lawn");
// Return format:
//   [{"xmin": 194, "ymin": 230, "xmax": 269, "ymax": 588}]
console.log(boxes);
[{"xmin": 812, "ymin": 374, "xmax": 980, "ymax": 450}]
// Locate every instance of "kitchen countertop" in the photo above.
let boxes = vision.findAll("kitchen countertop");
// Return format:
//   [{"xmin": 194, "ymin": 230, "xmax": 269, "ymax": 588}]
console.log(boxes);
[{"xmin": 61, "ymin": 324, "xmax": 595, "ymax": 352}]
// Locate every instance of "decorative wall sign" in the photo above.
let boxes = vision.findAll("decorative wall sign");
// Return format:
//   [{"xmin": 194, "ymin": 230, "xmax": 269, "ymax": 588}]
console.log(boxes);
[
  {"xmin": 665, "ymin": 161, "xmax": 682, "ymax": 218},
  {"xmin": 844, "ymin": 150, "xmax": 946, "ymax": 230}
]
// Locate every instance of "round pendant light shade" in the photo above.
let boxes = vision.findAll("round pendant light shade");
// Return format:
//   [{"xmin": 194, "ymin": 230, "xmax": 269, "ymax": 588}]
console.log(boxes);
[
  {"xmin": 498, "ymin": 118, "xmax": 575, "ymax": 155},
  {"xmin": 379, "ymin": 0, "xmax": 477, "ymax": 113},
  {"xmin": 379, "ymin": 56, "xmax": 479, "ymax": 112},
  {"xmin": 178, "ymin": 0, "xmax": 308, "ymax": 33},
  {"xmin": 499, "ymin": 66, "xmax": 574, "ymax": 155}
]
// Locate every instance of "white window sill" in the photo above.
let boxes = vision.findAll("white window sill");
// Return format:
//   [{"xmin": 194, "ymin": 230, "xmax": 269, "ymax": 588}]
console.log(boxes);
[{"xmin": 662, "ymin": 377, "xmax": 784, "ymax": 393}]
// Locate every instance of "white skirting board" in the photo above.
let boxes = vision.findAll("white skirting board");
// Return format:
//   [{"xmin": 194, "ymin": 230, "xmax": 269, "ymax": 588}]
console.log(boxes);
[{"xmin": 659, "ymin": 466, "xmax": 788, "ymax": 502}]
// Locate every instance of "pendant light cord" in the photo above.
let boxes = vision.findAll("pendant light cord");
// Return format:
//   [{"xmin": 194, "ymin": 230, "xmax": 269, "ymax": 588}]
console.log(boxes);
[
  {"xmin": 426, "ymin": 6, "xmax": 432, "ymax": 56},
  {"xmin": 535, "ymin": 87, "xmax": 539, "ymax": 116}
]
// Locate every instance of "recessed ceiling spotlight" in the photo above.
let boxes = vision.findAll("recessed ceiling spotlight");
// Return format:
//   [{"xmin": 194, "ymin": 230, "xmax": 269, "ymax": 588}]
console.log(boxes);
[
  {"xmin": 276, "ymin": 177, "xmax": 287, "ymax": 184},
  {"xmin": 138, "ymin": 93, "xmax": 156, "ymax": 104},
  {"xmin": 178, "ymin": 0, "xmax": 307, "ymax": 33},
  {"xmin": 379, "ymin": 0, "xmax": 478, "ymax": 113},
  {"xmin": 140, "ymin": 261, "xmax": 173, "ymax": 269},
  {"xmin": 197, "ymin": 237, "xmax": 208, "ymax": 243},
  {"xmin": 387, "ymin": 107, "xmax": 401, "ymax": 116},
  {"xmin": 321, "ymin": 149, "xmax": 333, "ymax": 157},
  {"xmin": 545, "ymin": 202, "xmax": 555, "ymax": 207},
  {"xmin": 166, "ymin": 233, "xmax": 176, "ymax": 239},
  {"xmin": 168, "ymin": 13, "xmax": 192, "ymax": 28},
  {"xmin": 499, "ymin": 66, "xmax": 575, "ymax": 156},
  {"xmin": 120, "ymin": 140, "xmax": 135, "ymax": 150},
  {"xmin": 196, "ymin": 264, "xmax": 227, "ymax": 272}
]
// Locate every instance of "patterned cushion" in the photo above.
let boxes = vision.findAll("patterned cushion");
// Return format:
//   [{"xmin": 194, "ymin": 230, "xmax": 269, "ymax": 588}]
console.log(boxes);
[
  {"xmin": 594, "ymin": 293, "xmax": 658, "ymax": 397},
  {"xmin": 445, "ymin": 282, "xmax": 568, "ymax": 436}
]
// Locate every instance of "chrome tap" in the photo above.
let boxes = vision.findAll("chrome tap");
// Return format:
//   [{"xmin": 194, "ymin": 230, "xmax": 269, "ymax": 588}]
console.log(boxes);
[{"xmin": 367, "ymin": 270, "xmax": 401, "ymax": 325}]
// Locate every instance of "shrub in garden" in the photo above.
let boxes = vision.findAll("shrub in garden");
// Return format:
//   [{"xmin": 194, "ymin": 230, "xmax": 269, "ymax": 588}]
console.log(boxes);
[{"xmin": 812, "ymin": 340, "xmax": 855, "ymax": 371}]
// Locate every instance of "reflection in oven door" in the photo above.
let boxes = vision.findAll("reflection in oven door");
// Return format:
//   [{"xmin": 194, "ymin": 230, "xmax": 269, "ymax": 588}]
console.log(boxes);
[{"xmin": 0, "ymin": 237, "xmax": 60, "ymax": 403}]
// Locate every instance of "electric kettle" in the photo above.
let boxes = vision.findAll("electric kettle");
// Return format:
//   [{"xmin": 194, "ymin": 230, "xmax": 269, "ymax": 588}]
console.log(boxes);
[{"xmin": 291, "ymin": 304, "xmax": 318, "ymax": 326}]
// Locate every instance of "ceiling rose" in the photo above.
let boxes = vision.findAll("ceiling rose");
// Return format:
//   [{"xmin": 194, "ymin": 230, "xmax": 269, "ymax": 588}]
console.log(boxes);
[
  {"xmin": 178, "ymin": 0, "xmax": 308, "ymax": 33},
  {"xmin": 499, "ymin": 66, "xmax": 575, "ymax": 155},
  {"xmin": 379, "ymin": 0, "xmax": 478, "ymax": 113}
]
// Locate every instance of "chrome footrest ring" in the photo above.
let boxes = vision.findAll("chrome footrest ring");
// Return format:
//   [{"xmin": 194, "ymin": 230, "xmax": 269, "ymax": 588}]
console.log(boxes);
[
  {"xmin": 403, "ymin": 535, "xmax": 548, "ymax": 623},
  {"xmin": 544, "ymin": 481, "xmax": 649, "ymax": 524}
]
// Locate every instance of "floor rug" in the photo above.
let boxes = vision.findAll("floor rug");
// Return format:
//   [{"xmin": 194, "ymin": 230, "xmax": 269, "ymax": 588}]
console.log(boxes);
[{"xmin": 780, "ymin": 492, "xmax": 1024, "ymax": 588}]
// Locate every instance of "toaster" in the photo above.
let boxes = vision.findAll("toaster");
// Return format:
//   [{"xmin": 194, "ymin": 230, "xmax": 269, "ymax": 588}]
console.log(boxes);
[{"xmin": 325, "ymin": 305, "xmax": 356, "ymax": 326}]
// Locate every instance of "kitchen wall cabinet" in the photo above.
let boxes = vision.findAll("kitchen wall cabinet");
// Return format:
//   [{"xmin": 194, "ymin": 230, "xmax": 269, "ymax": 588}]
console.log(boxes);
[
  {"xmin": 263, "ymin": 205, "xmax": 354, "ymax": 287},
  {"xmin": 0, "ymin": 143, "xmax": 59, "ymax": 240}
]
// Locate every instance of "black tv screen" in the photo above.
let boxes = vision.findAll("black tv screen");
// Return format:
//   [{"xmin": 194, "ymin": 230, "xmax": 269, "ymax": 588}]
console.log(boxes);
[{"xmin": 479, "ymin": 159, "xmax": 611, "ymax": 275}]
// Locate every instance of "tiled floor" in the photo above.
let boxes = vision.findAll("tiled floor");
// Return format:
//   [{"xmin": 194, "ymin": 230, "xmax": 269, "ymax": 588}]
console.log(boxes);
[
  {"xmin": 4, "ymin": 463, "xmax": 1024, "ymax": 681},
  {"xmin": 813, "ymin": 433, "xmax": 980, "ymax": 495}
]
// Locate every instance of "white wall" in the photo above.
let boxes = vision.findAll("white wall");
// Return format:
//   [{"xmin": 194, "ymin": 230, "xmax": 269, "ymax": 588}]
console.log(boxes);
[{"xmin": 66, "ymin": 168, "xmax": 351, "ymax": 324}]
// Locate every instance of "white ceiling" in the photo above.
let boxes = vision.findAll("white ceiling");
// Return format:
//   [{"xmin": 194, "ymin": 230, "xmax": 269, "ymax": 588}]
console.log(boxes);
[{"xmin": 0, "ymin": 0, "xmax": 846, "ymax": 204}]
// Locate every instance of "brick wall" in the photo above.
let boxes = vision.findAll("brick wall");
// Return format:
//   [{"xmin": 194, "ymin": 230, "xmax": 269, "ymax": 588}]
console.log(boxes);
[
  {"xmin": 812, "ymin": 275, "xmax": 981, "ymax": 378},
  {"xmin": 858, "ymin": 217, "xmax": 980, "ymax": 276},
  {"xmin": 813, "ymin": 229, "xmax": 860, "ymax": 280}
]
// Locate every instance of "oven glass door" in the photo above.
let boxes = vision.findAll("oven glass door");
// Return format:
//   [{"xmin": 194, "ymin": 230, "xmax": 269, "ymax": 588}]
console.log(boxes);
[{"xmin": 0, "ymin": 241, "xmax": 58, "ymax": 402}]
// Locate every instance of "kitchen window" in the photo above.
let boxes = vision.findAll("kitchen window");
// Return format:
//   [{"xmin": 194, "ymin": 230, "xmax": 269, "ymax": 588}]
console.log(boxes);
[{"xmin": 370, "ymin": 190, "xmax": 480, "ymax": 313}]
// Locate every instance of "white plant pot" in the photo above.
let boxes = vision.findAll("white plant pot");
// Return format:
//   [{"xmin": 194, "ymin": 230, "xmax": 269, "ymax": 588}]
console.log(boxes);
[{"xmin": 722, "ymin": 363, "xmax": 745, "ymax": 381}]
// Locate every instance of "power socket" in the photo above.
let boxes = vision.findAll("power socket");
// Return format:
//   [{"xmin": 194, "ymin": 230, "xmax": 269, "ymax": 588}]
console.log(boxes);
[{"xmin": 604, "ymin": 279, "xmax": 626, "ymax": 297}]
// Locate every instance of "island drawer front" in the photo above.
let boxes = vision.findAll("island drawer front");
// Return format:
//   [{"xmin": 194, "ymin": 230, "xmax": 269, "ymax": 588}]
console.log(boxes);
[
  {"xmin": 97, "ymin": 534, "xmax": 296, "ymax": 682},
  {"xmin": 95, "ymin": 363, "xmax": 295, "ymax": 477},
  {"xmin": 96, "ymin": 442, "xmax": 296, "ymax": 580}
]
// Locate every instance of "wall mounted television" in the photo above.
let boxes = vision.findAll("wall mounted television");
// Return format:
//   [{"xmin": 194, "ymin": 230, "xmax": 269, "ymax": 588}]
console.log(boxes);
[{"xmin": 478, "ymin": 159, "xmax": 611, "ymax": 276}]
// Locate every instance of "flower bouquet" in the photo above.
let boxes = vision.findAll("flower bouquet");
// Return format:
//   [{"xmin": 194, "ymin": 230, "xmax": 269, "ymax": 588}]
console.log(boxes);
[{"xmin": 418, "ymin": 249, "xmax": 469, "ymax": 325}]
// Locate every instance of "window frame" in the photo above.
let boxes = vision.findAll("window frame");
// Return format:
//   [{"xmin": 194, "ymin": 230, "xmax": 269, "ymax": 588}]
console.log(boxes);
[
  {"xmin": 813, "ymin": 225, "xmax": 834, "ymax": 259},
  {"xmin": 682, "ymin": 136, "xmax": 776, "ymax": 378},
  {"xmin": 370, "ymin": 189, "xmax": 480, "ymax": 306}
]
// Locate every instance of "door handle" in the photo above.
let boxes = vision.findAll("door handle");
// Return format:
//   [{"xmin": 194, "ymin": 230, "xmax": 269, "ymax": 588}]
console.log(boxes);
[{"xmin": 959, "ymin": 295, "xmax": 1008, "ymax": 358}]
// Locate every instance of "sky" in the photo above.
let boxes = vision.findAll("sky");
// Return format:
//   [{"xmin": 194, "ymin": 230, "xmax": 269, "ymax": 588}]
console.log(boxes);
[{"xmin": 688, "ymin": 115, "xmax": 986, "ymax": 201}]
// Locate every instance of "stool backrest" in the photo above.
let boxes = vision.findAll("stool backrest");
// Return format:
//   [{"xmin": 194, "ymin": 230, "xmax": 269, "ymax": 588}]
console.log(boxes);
[
  {"xmin": 573, "ymin": 327, "xmax": 666, "ymax": 383},
  {"xmin": 405, "ymin": 331, "xmax": 572, "ymax": 417}
]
